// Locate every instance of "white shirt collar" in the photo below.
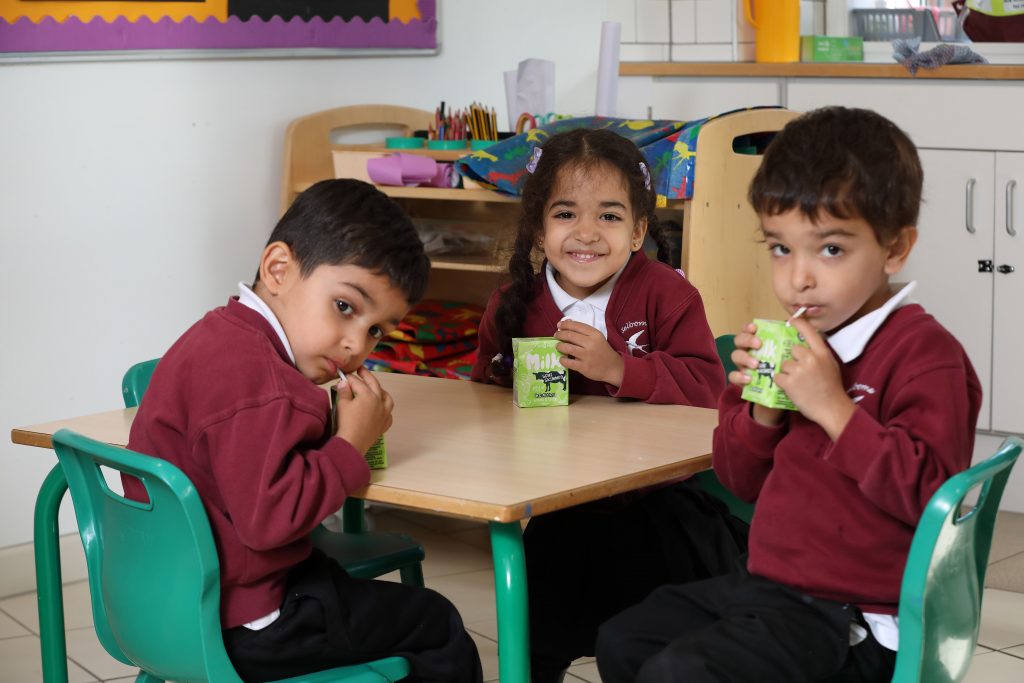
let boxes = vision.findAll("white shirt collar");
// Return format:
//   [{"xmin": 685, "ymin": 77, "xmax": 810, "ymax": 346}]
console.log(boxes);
[
  {"xmin": 827, "ymin": 281, "xmax": 917, "ymax": 364},
  {"xmin": 237, "ymin": 282, "xmax": 296, "ymax": 365},
  {"xmin": 545, "ymin": 261, "xmax": 626, "ymax": 338}
]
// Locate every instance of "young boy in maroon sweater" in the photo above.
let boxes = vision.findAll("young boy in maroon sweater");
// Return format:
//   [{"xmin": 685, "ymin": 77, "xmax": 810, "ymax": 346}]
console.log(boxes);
[
  {"xmin": 595, "ymin": 107, "xmax": 982, "ymax": 682},
  {"xmin": 125, "ymin": 179, "xmax": 482, "ymax": 683}
]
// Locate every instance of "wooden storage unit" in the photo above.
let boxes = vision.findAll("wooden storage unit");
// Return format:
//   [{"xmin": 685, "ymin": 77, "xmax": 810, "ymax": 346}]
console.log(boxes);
[{"xmin": 281, "ymin": 104, "xmax": 796, "ymax": 332}]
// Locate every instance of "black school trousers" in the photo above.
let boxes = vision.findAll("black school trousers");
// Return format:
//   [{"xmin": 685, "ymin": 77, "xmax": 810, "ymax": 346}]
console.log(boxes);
[
  {"xmin": 595, "ymin": 563, "xmax": 896, "ymax": 683},
  {"xmin": 524, "ymin": 479, "xmax": 749, "ymax": 682},
  {"xmin": 222, "ymin": 549, "xmax": 483, "ymax": 683}
]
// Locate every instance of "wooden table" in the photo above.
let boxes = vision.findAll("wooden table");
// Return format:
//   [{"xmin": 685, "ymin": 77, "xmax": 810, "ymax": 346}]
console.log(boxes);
[{"xmin": 12, "ymin": 372, "xmax": 718, "ymax": 683}]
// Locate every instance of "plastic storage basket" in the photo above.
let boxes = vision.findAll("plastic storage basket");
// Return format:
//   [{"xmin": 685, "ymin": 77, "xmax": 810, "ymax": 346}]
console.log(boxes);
[{"xmin": 851, "ymin": 8, "xmax": 966, "ymax": 42}]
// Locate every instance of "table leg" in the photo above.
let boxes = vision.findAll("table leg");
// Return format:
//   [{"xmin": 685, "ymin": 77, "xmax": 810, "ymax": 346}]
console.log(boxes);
[
  {"xmin": 34, "ymin": 464, "xmax": 69, "ymax": 683},
  {"xmin": 488, "ymin": 521, "xmax": 529, "ymax": 683}
]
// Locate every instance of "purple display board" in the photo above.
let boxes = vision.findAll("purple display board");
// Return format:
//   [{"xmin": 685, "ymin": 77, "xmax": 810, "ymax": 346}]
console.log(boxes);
[{"xmin": 0, "ymin": 1, "xmax": 437, "ymax": 54}]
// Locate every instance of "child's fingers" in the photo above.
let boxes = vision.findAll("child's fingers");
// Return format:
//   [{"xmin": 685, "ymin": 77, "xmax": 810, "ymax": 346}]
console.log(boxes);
[
  {"xmin": 733, "ymin": 331, "xmax": 761, "ymax": 352},
  {"xmin": 788, "ymin": 316, "xmax": 827, "ymax": 354},
  {"xmin": 353, "ymin": 367, "xmax": 384, "ymax": 399},
  {"xmin": 334, "ymin": 377, "xmax": 355, "ymax": 401},
  {"xmin": 730, "ymin": 348, "xmax": 758, "ymax": 371},
  {"xmin": 728, "ymin": 369, "xmax": 752, "ymax": 386},
  {"xmin": 556, "ymin": 318, "xmax": 598, "ymax": 335},
  {"xmin": 555, "ymin": 341, "xmax": 581, "ymax": 360}
]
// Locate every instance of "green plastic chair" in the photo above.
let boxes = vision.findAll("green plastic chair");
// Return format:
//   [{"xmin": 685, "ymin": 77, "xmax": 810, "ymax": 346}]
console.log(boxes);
[
  {"xmin": 693, "ymin": 335, "xmax": 756, "ymax": 524},
  {"xmin": 52, "ymin": 428, "xmax": 409, "ymax": 682},
  {"xmin": 121, "ymin": 359, "xmax": 425, "ymax": 585},
  {"xmin": 891, "ymin": 436, "xmax": 1022, "ymax": 683}
]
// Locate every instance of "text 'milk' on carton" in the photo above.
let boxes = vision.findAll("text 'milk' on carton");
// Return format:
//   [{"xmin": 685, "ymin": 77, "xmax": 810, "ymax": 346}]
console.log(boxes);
[
  {"xmin": 513, "ymin": 337, "xmax": 569, "ymax": 408},
  {"xmin": 740, "ymin": 319, "xmax": 808, "ymax": 411}
]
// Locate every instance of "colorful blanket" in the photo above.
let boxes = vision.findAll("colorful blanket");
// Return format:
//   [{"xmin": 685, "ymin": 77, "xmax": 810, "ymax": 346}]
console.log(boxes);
[
  {"xmin": 366, "ymin": 299, "xmax": 483, "ymax": 381},
  {"xmin": 456, "ymin": 108, "xmax": 781, "ymax": 205}
]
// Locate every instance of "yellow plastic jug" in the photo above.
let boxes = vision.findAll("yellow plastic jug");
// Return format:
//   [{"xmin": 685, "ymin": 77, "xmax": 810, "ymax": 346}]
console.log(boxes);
[{"xmin": 744, "ymin": 0, "xmax": 800, "ymax": 63}]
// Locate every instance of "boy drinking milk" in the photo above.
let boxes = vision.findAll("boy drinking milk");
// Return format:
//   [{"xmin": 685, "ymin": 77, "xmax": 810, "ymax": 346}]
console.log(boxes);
[{"xmin": 596, "ymin": 107, "xmax": 982, "ymax": 683}]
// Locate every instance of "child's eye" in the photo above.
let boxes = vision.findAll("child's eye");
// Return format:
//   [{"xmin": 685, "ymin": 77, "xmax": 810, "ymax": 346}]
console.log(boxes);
[
  {"xmin": 768, "ymin": 244, "xmax": 789, "ymax": 256},
  {"xmin": 600, "ymin": 212, "xmax": 622, "ymax": 222},
  {"xmin": 822, "ymin": 244, "xmax": 843, "ymax": 257},
  {"xmin": 553, "ymin": 211, "xmax": 575, "ymax": 220},
  {"xmin": 369, "ymin": 326, "xmax": 386, "ymax": 340},
  {"xmin": 335, "ymin": 300, "xmax": 353, "ymax": 314}
]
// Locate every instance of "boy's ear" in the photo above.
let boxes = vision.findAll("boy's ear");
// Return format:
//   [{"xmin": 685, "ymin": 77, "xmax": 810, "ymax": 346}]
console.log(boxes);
[
  {"xmin": 631, "ymin": 217, "xmax": 649, "ymax": 252},
  {"xmin": 884, "ymin": 226, "xmax": 918, "ymax": 275},
  {"xmin": 259, "ymin": 241, "xmax": 297, "ymax": 295}
]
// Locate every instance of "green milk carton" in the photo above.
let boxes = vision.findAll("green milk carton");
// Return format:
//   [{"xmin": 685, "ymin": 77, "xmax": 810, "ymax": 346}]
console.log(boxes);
[
  {"xmin": 740, "ymin": 319, "xmax": 808, "ymax": 411},
  {"xmin": 512, "ymin": 337, "xmax": 569, "ymax": 408},
  {"xmin": 331, "ymin": 383, "xmax": 388, "ymax": 468}
]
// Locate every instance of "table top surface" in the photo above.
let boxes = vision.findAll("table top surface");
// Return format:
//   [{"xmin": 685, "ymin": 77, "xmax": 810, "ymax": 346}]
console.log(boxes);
[{"xmin": 11, "ymin": 373, "xmax": 717, "ymax": 523}]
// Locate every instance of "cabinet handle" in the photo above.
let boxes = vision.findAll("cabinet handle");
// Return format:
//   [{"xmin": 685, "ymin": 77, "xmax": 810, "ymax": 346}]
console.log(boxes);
[
  {"xmin": 1007, "ymin": 179, "xmax": 1018, "ymax": 237},
  {"xmin": 998, "ymin": 264, "xmax": 1015, "ymax": 274},
  {"xmin": 966, "ymin": 178, "xmax": 976, "ymax": 234}
]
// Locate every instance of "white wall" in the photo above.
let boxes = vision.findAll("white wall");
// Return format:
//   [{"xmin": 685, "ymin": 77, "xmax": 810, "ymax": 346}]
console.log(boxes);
[{"xmin": 0, "ymin": 0, "xmax": 612, "ymax": 551}]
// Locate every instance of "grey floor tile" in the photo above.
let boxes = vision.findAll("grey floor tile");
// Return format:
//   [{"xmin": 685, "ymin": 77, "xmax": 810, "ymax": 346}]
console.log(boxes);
[
  {"xmin": 470, "ymin": 629, "xmax": 500, "ymax": 682},
  {"xmin": 978, "ymin": 588, "xmax": 1024, "ymax": 650},
  {"xmin": 65, "ymin": 627, "xmax": 137, "ymax": 682},
  {"xmin": 424, "ymin": 569, "xmax": 497, "ymax": 624},
  {"xmin": 0, "ymin": 580, "xmax": 93, "ymax": 633},
  {"xmin": 986, "ymin": 551, "xmax": 1024, "ymax": 592},
  {"xmin": 568, "ymin": 659, "xmax": 602, "ymax": 682},
  {"xmin": 990, "ymin": 511, "xmax": 1024, "ymax": 563},
  {"xmin": 0, "ymin": 609, "xmax": 31, "ymax": 639},
  {"xmin": 0, "ymin": 634, "xmax": 97, "ymax": 683},
  {"xmin": 963, "ymin": 650, "xmax": 1024, "ymax": 682}
]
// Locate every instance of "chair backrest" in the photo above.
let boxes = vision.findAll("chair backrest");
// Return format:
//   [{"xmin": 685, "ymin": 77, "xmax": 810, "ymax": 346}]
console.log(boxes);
[
  {"xmin": 122, "ymin": 358, "xmax": 159, "ymax": 409},
  {"xmin": 695, "ymin": 335, "xmax": 756, "ymax": 524},
  {"xmin": 52, "ymin": 428, "xmax": 245, "ymax": 682},
  {"xmin": 892, "ymin": 436, "xmax": 1022, "ymax": 683},
  {"xmin": 281, "ymin": 104, "xmax": 435, "ymax": 213}
]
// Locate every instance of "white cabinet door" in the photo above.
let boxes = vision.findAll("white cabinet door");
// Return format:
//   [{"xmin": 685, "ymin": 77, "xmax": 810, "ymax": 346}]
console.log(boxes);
[
  {"xmin": 901, "ymin": 149, "xmax": 995, "ymax": 430},
  {"xmin": 991, "ymin": 152, "xmax": 1024, "ymax": 434}
]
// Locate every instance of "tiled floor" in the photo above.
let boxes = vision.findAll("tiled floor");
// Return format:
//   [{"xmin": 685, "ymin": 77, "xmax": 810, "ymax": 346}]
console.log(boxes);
[{"xmin": 3, "ymin": 509, "xmax": 1024, "ymax": 682}]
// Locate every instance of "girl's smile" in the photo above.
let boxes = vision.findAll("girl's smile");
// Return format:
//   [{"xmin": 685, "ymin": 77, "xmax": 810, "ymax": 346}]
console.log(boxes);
[{"xmin": 542, "ymin": 162, "xmax": 647, "ymax": 301}]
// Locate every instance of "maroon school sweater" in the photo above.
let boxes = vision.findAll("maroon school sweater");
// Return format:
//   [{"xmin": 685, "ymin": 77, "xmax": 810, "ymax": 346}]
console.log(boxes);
[
  {"xmin": 471, "ymin": 252, "xmax": 724, "ymax": 407},
  {"xmin": 713, "ymin": 304, "xmax": 982, "ymax": 614},
  {"xmin": 125, "ymin": 298, "xmax": 371, "ymax": 628}
]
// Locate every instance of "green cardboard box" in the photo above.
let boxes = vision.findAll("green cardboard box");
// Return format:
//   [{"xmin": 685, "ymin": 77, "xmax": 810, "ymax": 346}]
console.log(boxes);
[
  {"xmin": 513, "ymin": 337, "xmax": 568, "ymax": 408},
  {"xmin": 800, "ymin": 35, "xmax": 864, "ymax": 62},
  {"xmin": 331, "ymin": 383, "xmax": 388, "ymax": 468},
  {"xmin": 740, "ymin": 319, "xmax": 808, "ymax": 411}
]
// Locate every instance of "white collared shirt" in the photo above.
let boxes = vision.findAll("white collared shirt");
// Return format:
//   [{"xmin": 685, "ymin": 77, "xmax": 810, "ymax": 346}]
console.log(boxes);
[
  {"xmin": 237, "ymin": 282, "xmax": 296, "ymax": 365},
  {"xmin": 826, "ymin": 280, "xmax": 917, "ymax": 652},
  {"xmin": 545, "ymin": 261, "xmax": 627, "ymax": 338},
  {"xmin": 826, "ymin": 281, "xmax": 917, "ymax": 363}
]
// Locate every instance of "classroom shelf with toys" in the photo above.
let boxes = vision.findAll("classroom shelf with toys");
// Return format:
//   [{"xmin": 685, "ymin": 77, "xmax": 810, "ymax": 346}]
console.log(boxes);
[{"xmin": 280, "ymin": 103, "xmax": 795, "ymax": 337}]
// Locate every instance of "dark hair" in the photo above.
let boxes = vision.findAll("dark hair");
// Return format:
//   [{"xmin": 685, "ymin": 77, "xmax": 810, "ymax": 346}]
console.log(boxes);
[
  {"xmin": 259, "ymin": 178, "xmax": 430, "ymax": 305},
  {"xmin": 749, "ymin": 106, "xmax": 922, "ymax": 244},
  {"xmin": 494, "ymin": 128, "xmax": 671, "ymax": 356}
]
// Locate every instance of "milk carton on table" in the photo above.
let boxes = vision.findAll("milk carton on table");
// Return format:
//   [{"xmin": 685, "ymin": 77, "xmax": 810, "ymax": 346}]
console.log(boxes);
[{"xmin": 512, "ymin": 337, "xmax": 569, "ymax": 408}]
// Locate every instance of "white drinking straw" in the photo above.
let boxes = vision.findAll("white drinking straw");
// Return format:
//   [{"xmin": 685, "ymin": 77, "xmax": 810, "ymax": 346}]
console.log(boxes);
[{"xmin": 786, "ymin": 306, "xmax": 807, "ymax": 326}]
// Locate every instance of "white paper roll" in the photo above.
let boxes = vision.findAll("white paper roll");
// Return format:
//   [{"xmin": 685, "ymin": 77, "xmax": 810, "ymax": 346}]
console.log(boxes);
[
  {"xmin": 504, "ymin": 70, "xmax": 518, "ymax": 132},
  {"xmin": 595, "ymin": 21, "xmax": 621, "ymax": 117}
]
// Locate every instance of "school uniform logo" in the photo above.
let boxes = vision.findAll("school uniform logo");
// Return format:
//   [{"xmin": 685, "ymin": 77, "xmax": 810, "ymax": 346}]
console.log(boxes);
[
  {"xmin": 621, "ymin": 321, "xmax": 650, "ymax": 356},
  {"xmin": 847, "ymin": 383, "xmax": 877, "ymax": 405}
]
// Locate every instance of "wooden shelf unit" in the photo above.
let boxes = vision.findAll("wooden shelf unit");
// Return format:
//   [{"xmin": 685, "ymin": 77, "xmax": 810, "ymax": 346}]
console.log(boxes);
[{"xmin": 282, "ymin": 104, "xmax": 795, "ymax": 331}]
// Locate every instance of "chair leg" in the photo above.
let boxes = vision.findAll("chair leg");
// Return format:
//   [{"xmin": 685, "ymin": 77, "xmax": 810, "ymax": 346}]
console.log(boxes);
[
  {"xmin": 400, "ymin": 562, "xmax": 425, "ymax": 587},
  {"xmin": 343, "ymin": 497, "xmax": 366, "ymax": 533},
  {"xmin": 134, "ymin": 671, "xmax": 165, "ymax": 683},
  {"xmin": 35, "ymin": 465, "xmax": 69, "ymax": 683}
]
